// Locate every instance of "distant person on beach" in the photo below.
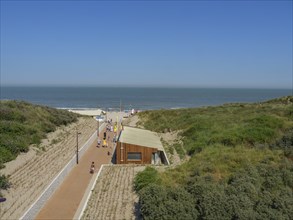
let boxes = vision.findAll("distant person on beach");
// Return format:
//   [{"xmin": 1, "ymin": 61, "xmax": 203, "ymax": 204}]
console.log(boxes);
[{"xmin": 97, "ymin": 138, "xmax": 101, "ymax": 147}]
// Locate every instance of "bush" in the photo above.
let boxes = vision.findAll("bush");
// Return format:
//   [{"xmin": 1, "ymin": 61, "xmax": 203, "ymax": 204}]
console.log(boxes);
[
  {"xmin": 0, "ymin": 175, "xmax": 10, "ymax": 190},
  {"xmin": 270, "ymin": 129, "xmax": 293, "ymax": 159},
  {"xmin": 173, "ymin": 143, "xmax": 185, "ymax": 159},
  {"xmin": 139, "ymin": 184, "xmax": 198, "ymax": 220},
  {"xmin": 134, "ymin": 167, "xmax": 161, "ymax": 192}
]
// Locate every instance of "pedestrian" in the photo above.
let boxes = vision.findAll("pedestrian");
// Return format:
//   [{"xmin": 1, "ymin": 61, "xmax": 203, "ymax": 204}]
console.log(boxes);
[{"xmin": 90, "ymin": 162, "xmax": 95, "ymax": 174}]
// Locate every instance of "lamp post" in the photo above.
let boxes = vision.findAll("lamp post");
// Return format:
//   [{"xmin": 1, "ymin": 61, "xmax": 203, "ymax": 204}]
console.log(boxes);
[
  {"xmin": 97, "ymin": 119, "xmax": 99, "ymax": 137},
  {"xmin": 76, "ymin": 131, "xmax": 81, "ymax": 164},
  {"xmin": 95, "ymin": 115, "xmax": 102, "ymax": 139}
]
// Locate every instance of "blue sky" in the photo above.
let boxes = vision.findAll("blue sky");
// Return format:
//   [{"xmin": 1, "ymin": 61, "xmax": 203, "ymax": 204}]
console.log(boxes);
[{"xmin": 1, "ymin": 0, "xmax": 292, "ymax": 88}]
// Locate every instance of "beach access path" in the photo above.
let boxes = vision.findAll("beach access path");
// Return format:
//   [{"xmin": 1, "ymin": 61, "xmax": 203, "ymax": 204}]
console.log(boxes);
[{"xmin": 35, "ymin": 125, "xmax": 115, "ymax": 220}]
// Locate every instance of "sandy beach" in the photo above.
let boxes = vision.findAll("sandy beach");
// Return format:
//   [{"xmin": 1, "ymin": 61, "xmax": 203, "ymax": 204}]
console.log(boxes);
[{"xmin": 68, "ymin": 109, "xmax": 105, "ymax": 116}]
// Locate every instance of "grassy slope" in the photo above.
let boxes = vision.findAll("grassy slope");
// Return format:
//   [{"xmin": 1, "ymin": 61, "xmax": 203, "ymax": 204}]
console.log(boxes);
[
  {"xmin": 139, "ymin": 97, "xmax": 292, "ymax": 152},
  {"xmin": 135, "ymin": 96, "xmax": 293, "ymax": 219},
  {"xmin": 0, "ymin": 100, "xmax": 79, "ymax": 168},
  {"xmin": 138, "ymin": 96, "xmax": 292, "ymax": 179}
]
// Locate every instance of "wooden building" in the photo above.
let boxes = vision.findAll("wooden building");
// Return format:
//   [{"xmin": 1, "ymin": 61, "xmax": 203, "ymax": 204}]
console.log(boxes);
[{"xmin": 115, "ymin": 126, "xmax": 169, "ymax": 165}]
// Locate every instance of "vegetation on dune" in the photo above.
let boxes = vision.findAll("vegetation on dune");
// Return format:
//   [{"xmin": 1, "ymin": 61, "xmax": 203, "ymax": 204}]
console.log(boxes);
[
  {"xmin": 135, "ymin": 96, "xmax": 293, "ymax": 219},
  {"xmin": 0, "ymin": 100, "xmax": 79, "ymax": 167},
  {"xmin": 134, "ymin": 166, "xmax": 161, "ymax": 192},
  {"xmin": 0, "ymin": 174, "xmax": 10, "ymax": 197},
  {"xmin": 0, "ymin": 100, "xmax": 79, "ymax": 193},
  {"xmin": 138, "ymin": 96, "xmax": 293, "ymax": 155}
]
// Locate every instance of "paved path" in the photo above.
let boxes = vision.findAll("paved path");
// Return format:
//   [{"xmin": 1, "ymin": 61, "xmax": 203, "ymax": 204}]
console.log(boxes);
[{"xmin": 35, "ymin": 126, "xmax": 116, "ymax": 220}]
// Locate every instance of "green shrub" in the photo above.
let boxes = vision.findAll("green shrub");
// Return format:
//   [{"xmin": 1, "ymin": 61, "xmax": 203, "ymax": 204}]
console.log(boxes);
[
  {"xmin": 139, "ymin": 184, "xmax": 198, "ymax": 220},
  {"xmin": 0, "ymin": 175, "xmax": 11, "ymax": 196},
  {"xmin": 270, "ymin": 129, "xmax": 293, "ymax": 159},
  {"xmin": 173, "ymin": 143, "xmax": 185, "ymax": 159},
  {"xmin": 134, "ymin": 167, "xmax": 161, "ymax": 192},
  {"xmin": 0, "ymin": 175, "xmax": 10, "ymax": 190}
]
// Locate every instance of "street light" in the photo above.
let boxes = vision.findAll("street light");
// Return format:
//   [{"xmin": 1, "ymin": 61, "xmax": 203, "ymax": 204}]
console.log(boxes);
[
  {"xmin": 97, "ymin": 118, "xmax": 99, "ymax": 137},
  {"xmin": 95, "ymin": 116, "xmax": 101, "ymax": 137},
  {"xmin": 105, "ymin": 108, "xmax": 108, "ymax": 123},
  {"xmin": 76, "ymin": 131, "xmax": 81, "ymax": 164}
]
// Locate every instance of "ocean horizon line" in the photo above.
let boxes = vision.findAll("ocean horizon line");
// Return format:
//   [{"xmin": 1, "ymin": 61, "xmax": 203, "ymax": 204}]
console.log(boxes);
[{"xmin": 1, "ymin": 85, "xmax": 292, "ymax": 90}]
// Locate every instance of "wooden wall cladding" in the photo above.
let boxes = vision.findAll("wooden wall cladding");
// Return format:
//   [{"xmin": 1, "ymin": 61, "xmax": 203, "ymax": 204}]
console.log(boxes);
[{"xmin": 116, "ymin": 142, "xmax": 157, "ymax": 164}]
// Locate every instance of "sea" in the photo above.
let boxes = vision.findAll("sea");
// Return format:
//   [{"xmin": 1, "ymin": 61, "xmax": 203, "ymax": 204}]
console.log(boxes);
[{"xmin": 0, "ymin": 86, "xmax": 292, "ymax": 111}]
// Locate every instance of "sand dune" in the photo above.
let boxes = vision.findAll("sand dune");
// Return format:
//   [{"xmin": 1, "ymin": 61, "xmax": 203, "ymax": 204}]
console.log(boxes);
[{"xmin": 0, "ymin": 117, "xmax": 97, "ymax": 220}]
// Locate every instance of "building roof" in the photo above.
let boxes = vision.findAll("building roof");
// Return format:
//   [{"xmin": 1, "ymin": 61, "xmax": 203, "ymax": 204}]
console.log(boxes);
[{"xmin": 118, "ymin": 126, "xmax": 164, "ymax": 151}]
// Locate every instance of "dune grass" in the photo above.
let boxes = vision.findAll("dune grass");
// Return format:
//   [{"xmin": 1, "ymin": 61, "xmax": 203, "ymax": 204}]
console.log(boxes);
[
  {"xmin": 0, "ymin": 100, "xmax": 79, "ymax": 168},
  {"xmin": 138, "ymin": 97, "xmax": 292, "ymax": 155}
]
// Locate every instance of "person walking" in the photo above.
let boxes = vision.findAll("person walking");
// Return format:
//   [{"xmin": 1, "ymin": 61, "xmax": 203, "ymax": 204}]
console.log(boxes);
[{"xmin": 90, "ymin": 162, "xmax": 95, "ymax": 174}]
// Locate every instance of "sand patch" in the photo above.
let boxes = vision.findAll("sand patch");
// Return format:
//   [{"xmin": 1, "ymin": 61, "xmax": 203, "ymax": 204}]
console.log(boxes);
[
  {"xmin": 158, "ymin": 131, "xmax": 190, "ymax": 166},
  {"xmin": 159, "ymin": 131, "xmax": 180, "ymax": 166},
  {"xmin": 123, "ymin": 115, "xmax": 140, "ymax": 127},
  {"xmin": 68, "ymin": 109, "xmax": 104, "ymax": 116},
  {"xmin": 106, "ymin": 111, "xmax": 128, "ymax": 123},
  {"xmin": 1, "ymin": 148, "xmax": 37, "ymax": 176}
]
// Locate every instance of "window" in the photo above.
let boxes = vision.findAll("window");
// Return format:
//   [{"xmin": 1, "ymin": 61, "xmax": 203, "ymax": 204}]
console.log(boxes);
[{"xmin": 127, "ymin": 152, "xmax": 142, "ymax": 160}]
